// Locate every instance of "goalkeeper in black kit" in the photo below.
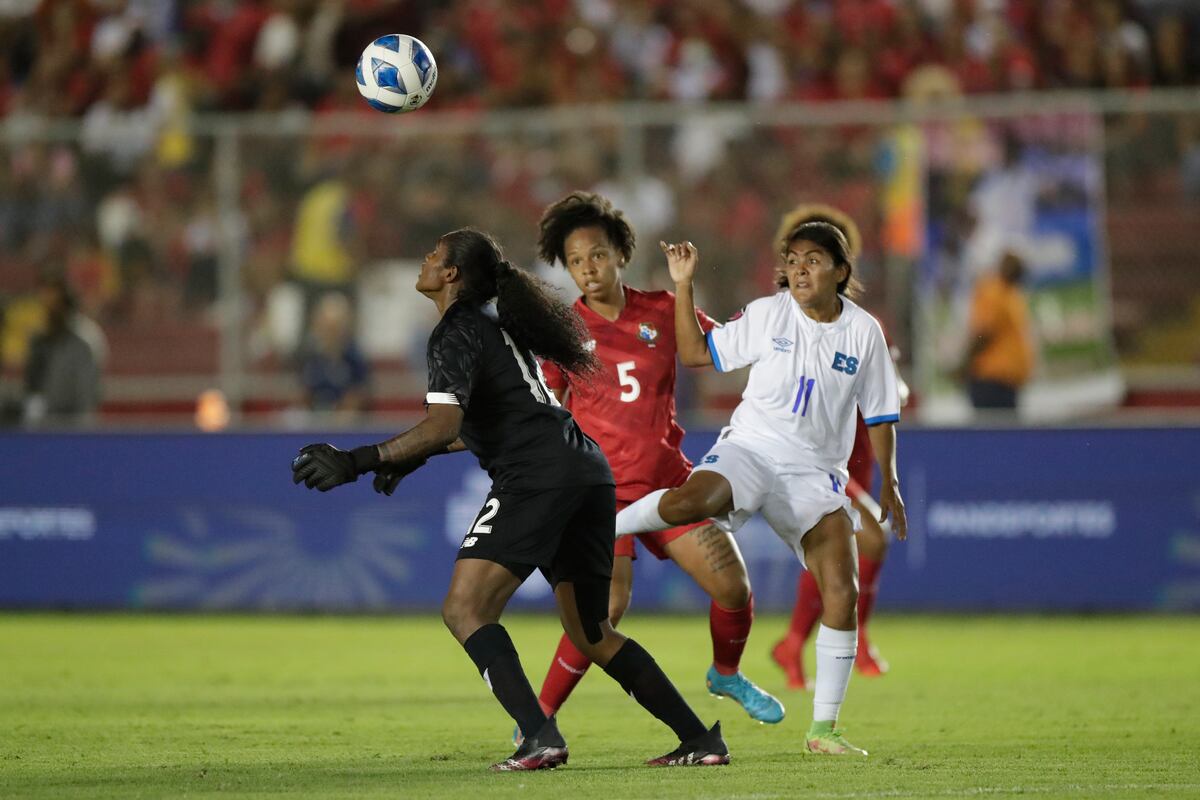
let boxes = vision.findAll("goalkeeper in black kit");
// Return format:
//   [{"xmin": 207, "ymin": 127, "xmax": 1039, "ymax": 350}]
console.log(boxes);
[{"xmin": 291, "ymin": 228, "xmax": 729, "ymax": 771}]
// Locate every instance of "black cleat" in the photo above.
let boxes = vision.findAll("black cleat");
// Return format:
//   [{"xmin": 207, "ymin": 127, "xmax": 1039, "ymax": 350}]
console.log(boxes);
[
  {"xmin": 491, "ymin": 717, "xmax": 569, "ymax": 772},
  {"xmin": 646, "ymin": 721, "xmax": 731, "ymax": 766}
]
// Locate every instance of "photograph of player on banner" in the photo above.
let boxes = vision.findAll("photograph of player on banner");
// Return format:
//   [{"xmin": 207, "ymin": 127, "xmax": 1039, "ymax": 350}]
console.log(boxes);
[{"xmin": 916, "ymin": 113, "xmax": 1124, "ymax": 423}]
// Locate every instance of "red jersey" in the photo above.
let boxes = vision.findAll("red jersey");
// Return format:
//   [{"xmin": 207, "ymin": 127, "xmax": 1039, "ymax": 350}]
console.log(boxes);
[
  {"xmin": 541, "ymin": 286, "xmax": 716, "ymax": 504},
  {"xmin": 848, "ymin": 412, "xmax": 875, "ymax": 492},
  {"xmin": 849, "ymin": 316, "xmax": 899, "ymax": 493}
]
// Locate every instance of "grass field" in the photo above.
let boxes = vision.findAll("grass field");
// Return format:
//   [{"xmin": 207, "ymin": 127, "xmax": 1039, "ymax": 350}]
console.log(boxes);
[{"xmin": 1, "ymin": 613, "xmax": 1198, "ymax": 799}]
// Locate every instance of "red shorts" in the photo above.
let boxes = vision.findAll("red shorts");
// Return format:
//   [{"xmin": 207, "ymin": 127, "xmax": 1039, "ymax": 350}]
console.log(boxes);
[
  {"xmin": 847, "ymin": 477, "xmax": 868, "ymax": 502},
  {"xmin": 614, "ymin": 499, "xmax": 709, "ymax": 561}
]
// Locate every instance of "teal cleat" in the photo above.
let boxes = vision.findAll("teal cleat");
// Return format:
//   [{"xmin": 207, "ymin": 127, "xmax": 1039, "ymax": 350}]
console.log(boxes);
[{"xmin": 705, "ymin": 665, "xmax": 785, "ymax": 724}]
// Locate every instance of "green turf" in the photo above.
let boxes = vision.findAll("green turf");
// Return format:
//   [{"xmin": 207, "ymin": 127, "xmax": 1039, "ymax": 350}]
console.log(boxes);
[{"xmin": 1, "ymin": 614, "xmax": 1198, "ymax": 799}]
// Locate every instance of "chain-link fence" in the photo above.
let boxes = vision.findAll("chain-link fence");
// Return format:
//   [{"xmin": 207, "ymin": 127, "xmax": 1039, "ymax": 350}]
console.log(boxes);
[{"xmin": 2, "ymin": 89, "xmax": 1198, "ymax": 426}]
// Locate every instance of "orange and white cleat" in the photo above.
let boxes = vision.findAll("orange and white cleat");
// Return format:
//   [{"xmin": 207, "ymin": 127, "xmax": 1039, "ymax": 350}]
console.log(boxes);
[
  {"xmin": 770, "ymin": 635, "xmax": 808, "ymax": 690},
  {"xmin": 855, "ymin": 642, "xmax": 889, "ymax": 677}
]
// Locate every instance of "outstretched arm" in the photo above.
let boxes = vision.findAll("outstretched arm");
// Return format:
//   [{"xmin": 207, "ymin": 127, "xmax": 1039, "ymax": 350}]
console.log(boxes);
[
  {"xmin": 866, "ymin": 422, "xmax": 907, "ymax": 541},
  {"xmin": 662, "ymin": 240, "xmax": 712, "ymax": 368},
  {"xmin": 366, "ymin": 407, "xmax": 466, "ymax": 495},
  {"xmin": 291, "ymin": 405, "xmax": 464, "ymax": 493},
  {"xmin": 376, "ymin": 404, "xmax": 464, "ymax": 463},
  {"xmin": 300, "ymin": 308, "xmax": 482, "ymax": 495}
]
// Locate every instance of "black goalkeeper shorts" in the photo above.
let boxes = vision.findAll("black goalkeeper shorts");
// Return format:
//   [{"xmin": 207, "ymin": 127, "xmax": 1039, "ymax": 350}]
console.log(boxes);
[{"xmin": 454, "ymin": 483, "xmax": 616, "ymax": 587}]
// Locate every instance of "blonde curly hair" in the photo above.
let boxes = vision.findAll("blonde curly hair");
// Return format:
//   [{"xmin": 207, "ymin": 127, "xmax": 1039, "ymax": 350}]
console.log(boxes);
[
  {"xmin": 774, "ymin": 202, "xmax": 862, "ymax": 260},
  {"xmin": 774, "ymin": 202, "xmax": 864, "ymax": 298}
]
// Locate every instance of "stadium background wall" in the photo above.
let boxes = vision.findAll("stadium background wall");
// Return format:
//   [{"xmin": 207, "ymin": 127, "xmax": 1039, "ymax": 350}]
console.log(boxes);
[{"xmin": 1, "ymin": 428, "xmax": 1196, "ymax": 612}]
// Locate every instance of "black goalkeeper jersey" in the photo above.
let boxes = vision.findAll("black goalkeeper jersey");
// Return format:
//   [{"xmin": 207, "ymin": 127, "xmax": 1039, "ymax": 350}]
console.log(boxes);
[{"xmin": 425, "ymin": 300, "xmax": 614, "ymax": 491}]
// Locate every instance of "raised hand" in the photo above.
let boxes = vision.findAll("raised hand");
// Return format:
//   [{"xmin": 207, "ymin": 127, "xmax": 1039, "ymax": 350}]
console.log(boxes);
[{"xmin": 660, "ymin": 240, "xmax": 699, "ymax": 286}]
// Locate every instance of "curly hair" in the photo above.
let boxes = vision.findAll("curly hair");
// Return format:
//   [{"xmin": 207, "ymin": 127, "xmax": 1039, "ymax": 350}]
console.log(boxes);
[
  {"xmin": 774, "ymin": 204, "xmax": 864, "ymax": 298},
  {"xmin": 440, "ymin": 228, "xmax": 600, "ymax": 377},
  {"xmin": 774, "ymin": 202, "xmax": 862, "ymax": 260},
  {"xmin": 537, "ymin": 191, "xmax": 636, "ymax": 267}
]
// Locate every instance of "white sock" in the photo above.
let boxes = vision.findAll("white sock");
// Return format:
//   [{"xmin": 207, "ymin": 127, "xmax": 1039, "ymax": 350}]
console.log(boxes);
[
  {"xmin": 813, "ymin": 624, "xmax": 857, "ymax": 723},
  {"xmin": 614, "ymin": 489, "xmax": 669, "ymax": 535}
]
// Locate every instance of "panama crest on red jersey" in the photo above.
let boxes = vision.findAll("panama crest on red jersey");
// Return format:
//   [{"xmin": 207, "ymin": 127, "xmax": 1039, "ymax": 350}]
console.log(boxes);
[{"xmin": 539, "ymin": 287, "xmax": 716, "ymax": 503}]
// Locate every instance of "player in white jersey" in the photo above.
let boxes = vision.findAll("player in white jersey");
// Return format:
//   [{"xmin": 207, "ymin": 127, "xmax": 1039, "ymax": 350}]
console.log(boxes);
[
  {"xmin": 770, "ymin": 203, "xmax": 908, "ymax": 689},
  {"xmin": 616, "ymin": 221, "xmax": 908, "ymax": 757}
]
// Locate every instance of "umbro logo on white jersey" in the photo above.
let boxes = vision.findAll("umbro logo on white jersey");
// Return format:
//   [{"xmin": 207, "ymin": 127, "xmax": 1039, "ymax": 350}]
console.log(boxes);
[{"xmin": 772, "ymin": 337, "xmax": 793, "ymax": 352}]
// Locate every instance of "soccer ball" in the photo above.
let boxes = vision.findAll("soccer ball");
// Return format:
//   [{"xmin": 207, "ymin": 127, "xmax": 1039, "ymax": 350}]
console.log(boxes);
[{"xmin": 355, "ymin": 34, "xmax": 438, "ymax": 113}]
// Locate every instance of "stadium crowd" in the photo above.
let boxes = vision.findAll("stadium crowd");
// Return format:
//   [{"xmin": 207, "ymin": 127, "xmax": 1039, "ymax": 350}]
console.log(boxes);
[
  {"xmin": 0, "ymin": 0, "xmax": 1196, "ymax": 118},
  {"xmin": 1, "ymin": 0, "xmax": 1198, "ymax": 422}
]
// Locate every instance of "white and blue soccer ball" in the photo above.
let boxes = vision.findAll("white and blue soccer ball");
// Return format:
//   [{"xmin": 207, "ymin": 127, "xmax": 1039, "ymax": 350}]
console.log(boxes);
[{"xmin": 355, "ymin": 34, "xmax": 438, "ymax": 113}]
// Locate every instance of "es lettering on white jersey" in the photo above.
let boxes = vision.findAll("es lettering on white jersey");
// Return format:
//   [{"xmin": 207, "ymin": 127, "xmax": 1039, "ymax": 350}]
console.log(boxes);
[{"xmin": 705, "ymin": 293, "xmax": 899, "ymax": 479}]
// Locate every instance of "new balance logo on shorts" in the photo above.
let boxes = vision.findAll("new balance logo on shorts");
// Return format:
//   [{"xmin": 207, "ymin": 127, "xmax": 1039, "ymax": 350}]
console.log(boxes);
[{"xmin": 462, "ymin": 536, "xmax": 478, "ymax": 548}]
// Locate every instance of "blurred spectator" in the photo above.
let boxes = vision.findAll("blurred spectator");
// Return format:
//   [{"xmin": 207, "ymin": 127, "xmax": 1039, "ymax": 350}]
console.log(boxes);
[
  {"xmin": 23, "ymin": 277, "xmax": 103, "ymax": 425},
  {"xmin": 1152, "ymin": 13, "xmax": 1191, "ymax": 87},
  {"xmin": 297, "ymin": 291, "xmax": 369, "ymax": 418},
  {"xmin": 1182, "ymin": 114, "xmax": 1200, "ymax": 200},
  {"xmin": 963, "ymin": 251, "xmax": 1035, "ymax": 413},
  {"xmin": 181, "ymin": 189, "xmax": 218, "ymax": 310},
  {"xmin": 0, "ymin": 303, "xmax": 23, "ymax": 426},
  {"xmin": 289, "ymin": 166, "xmax": 360, "ymax": 316},
  {"xmin": 80, "ymin": 67, "xmax": 162, "ymax": 181}
]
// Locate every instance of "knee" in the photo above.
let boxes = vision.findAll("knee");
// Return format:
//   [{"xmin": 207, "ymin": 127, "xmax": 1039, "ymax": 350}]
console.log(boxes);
[
  {"xmin": 567, "ymin": 624, "xmax": 623, "ymax": 666},
  {"xmin": 565, "ymin": 627, "xmax": 603, "ymax": 661},
  {"xmin": 820, "ymin": 574, "xmax": 858, "ymax": 613},
  {"xmin": 712, "ymin": 573, "xmax": 751, "ymax": 610},
  {"xmin": 440, "ymin": 598, "xmax": 461, "ymax": 637},
  {"xmin": 662, "ymin": 489, "xmax": 714, "ymax": 525},
  {"xmin": 870, "ymin": 537, "xmax": 890, "ymax": 561},
  {"xmin": 858, "ymin": 530, "xmax": 889, "ymax": 561},
  {"xmin": 441, "ymin": 595, "xmax": 477, "ymax": 641}
]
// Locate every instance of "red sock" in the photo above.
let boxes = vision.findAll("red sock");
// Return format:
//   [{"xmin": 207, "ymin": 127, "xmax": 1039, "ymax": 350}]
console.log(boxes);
[
  {"xmin": 857, "ymin": 554, "xmax": 883, "ymax": 646},
  {"xmin": 787, "ymin": 569, "xmax": 823, "ymax": 641},
  {"xmin": 537, "ymin": 633, "xmax": 593, "ymax": 716},
  {"xmin": 709, "ymin": 594, "xmax": 754, "ymax": 676}
]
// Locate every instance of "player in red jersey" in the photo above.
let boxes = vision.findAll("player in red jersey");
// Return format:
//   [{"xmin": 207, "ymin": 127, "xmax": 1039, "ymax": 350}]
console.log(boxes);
[
  {"xmin": 768, "ymin": 203, "xmax": 908, "ymax": 689},
  {"xmin": 523, "ymin": 191, "xmax": 784, "ymax": 734}
]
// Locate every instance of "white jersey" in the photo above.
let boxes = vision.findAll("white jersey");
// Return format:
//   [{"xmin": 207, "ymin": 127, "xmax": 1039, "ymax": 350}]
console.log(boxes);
[{"xmin": 706, "ymin": 292, "xmax": 899, "ymax": 482}]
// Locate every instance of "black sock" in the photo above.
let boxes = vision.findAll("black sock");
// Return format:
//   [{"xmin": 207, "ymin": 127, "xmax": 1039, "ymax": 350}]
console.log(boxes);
[
  {"xmin": 462, "ymin": 624, "xmax": 548, "ymax": 741},
  {"xmin": 602, "ymin": 638, "xmax": 707, "ymax": 742}
]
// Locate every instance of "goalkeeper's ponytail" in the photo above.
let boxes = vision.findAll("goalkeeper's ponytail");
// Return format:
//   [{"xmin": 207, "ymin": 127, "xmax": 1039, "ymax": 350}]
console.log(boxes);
[{"xmin": 440, "ymin": 228, "xmax": 599, "ymax": 377}]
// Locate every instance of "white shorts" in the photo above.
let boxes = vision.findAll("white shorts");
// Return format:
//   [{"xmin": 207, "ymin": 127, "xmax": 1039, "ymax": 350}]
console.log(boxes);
[{"xmin": 693, "ymin": 437, "xmax": 860, "ymax": 564}]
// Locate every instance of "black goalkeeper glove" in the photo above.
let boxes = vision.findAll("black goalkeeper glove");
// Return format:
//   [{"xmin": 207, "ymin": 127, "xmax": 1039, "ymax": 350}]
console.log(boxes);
[
  {"xmin": 371, "ymin": 456, "xmax": 428, "ymax": 496},
  {"xmin": 291, "ymin": 443, "xmax": 380, "ymax": 492}
]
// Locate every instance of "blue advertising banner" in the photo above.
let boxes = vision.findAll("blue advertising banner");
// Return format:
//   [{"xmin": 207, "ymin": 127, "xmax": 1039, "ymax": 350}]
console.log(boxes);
[{"xmin": 1, "ymin": 428, "xmax": 1196, "ymax": 611}]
